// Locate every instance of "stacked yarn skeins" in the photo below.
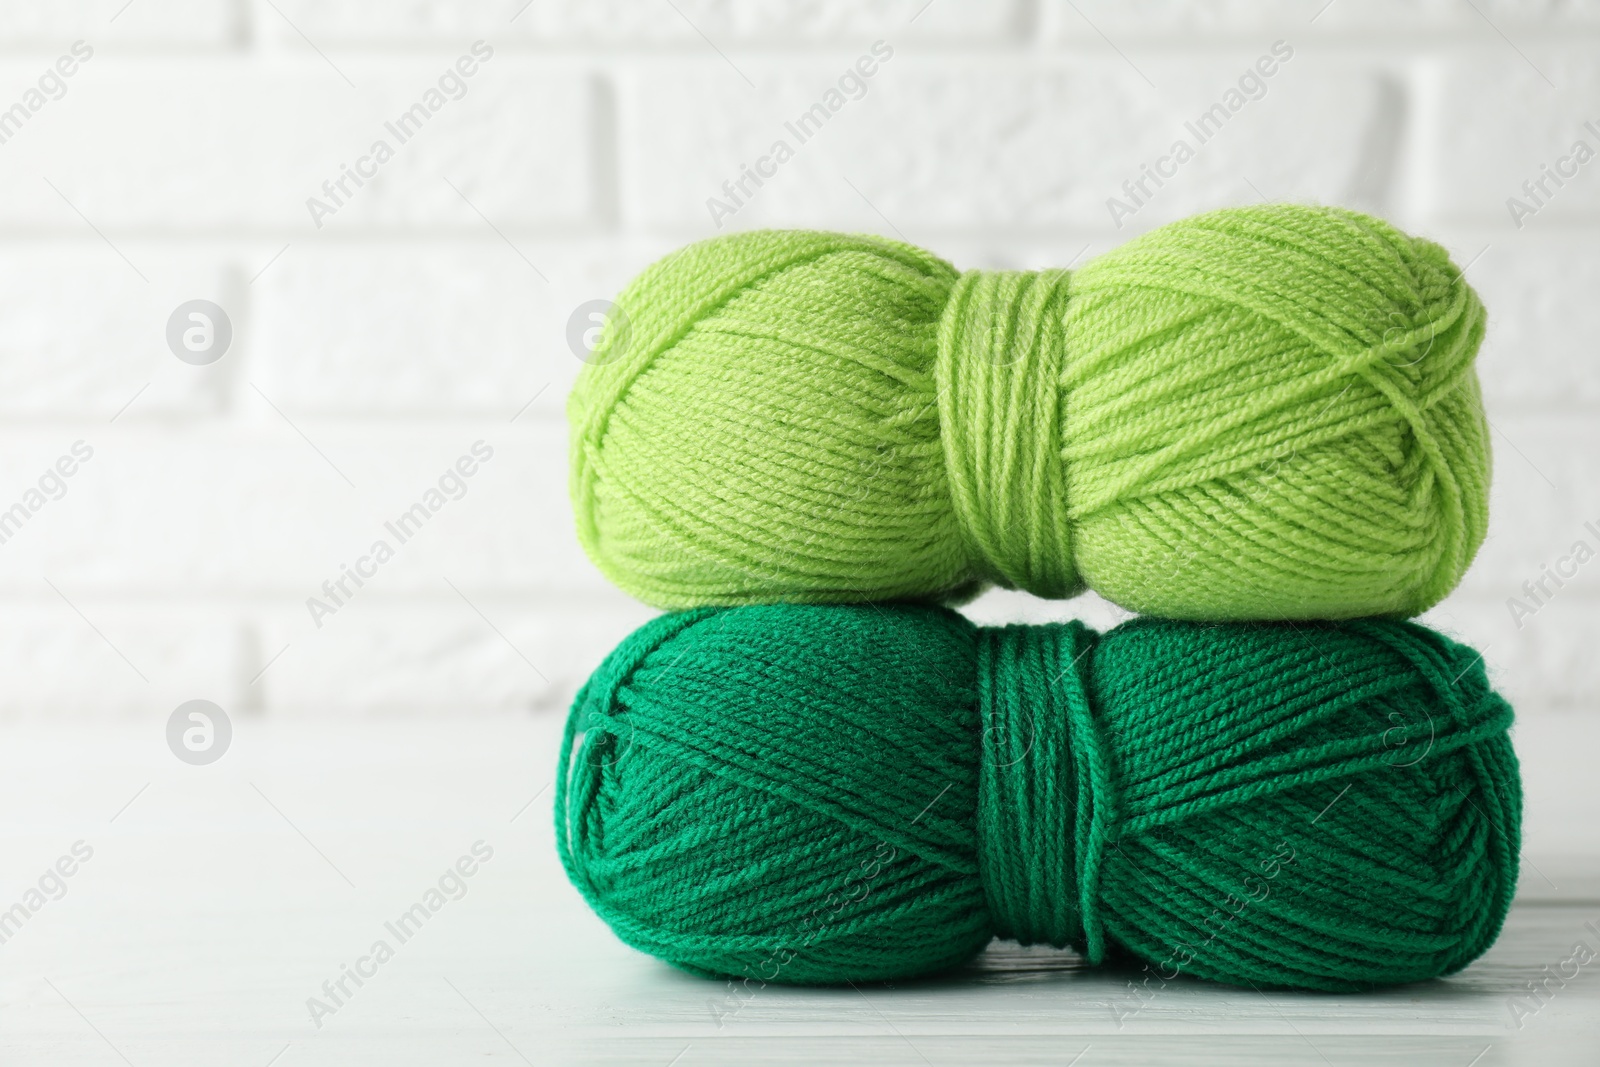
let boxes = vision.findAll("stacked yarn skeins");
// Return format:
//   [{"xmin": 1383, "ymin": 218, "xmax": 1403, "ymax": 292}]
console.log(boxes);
[
  {"xmin": 569, "ymin": 204, "xmax": 1490, "ymax": 620},
  {"xmin": 558, "ymin": 203, "xmax": 1519, "ymax": 992}
]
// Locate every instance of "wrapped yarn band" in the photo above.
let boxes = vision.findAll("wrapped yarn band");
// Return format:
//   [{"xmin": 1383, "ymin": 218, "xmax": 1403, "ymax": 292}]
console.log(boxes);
[
  {"xmin": 976, "ymin": 622, "xmax": 1106, "ymax": 955},
  {"xmin": 940, "ymin": 270, "xmax": 1077, "ymax": 597},
  {"xmin": 556, "ymin": 604, "xmax": 1521, "ymax": 991}
]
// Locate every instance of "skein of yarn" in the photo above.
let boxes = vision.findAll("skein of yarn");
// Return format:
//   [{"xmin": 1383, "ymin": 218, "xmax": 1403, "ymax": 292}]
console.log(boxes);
[
  {"xmin": 569, "ymin": 204, "xmax": 1490, "ymax": 620},
  {"xmin": 556, "ymin": 604, "xmax": 1520, "ymax": 991}
]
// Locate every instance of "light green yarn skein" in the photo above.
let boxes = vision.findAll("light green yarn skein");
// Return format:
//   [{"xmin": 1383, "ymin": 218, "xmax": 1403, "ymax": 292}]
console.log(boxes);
[{"xmin": 569, "ymin": 204, "xmax": 1490, "ymax": 620}]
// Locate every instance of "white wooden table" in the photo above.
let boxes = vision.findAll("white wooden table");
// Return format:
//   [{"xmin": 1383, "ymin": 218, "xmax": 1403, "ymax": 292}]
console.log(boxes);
[{"xmin": 0, "ymin": 715, "xmax": 1594, "ymax": 1066}]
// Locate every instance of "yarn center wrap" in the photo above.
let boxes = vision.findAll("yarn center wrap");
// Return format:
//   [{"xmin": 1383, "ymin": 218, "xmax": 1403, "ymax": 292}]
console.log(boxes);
[
  {"xmin": 937, "ymin": 270, "xmax": 1081, "ymax": 599},
  {"xmin": 976, "ymin": 621, "xmax": 1112, "ymax": 961}
]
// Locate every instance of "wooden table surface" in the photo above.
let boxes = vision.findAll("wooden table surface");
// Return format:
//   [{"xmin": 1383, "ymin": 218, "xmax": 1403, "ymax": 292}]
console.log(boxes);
[{"xmin": 0, "ymin": 716, "xmax": 1593, "ymax": 1066}]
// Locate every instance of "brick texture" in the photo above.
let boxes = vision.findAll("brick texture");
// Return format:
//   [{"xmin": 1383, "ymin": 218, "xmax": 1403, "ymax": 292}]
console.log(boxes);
[
  {"xmin": 0, "ymin": 4, "xmax": 1595, "ymax": 742},
  {"xmin": 0, "ymin": 63, "xmax": 598, "ymax": 231},
  {"xmin": 255, "ymin": 0, "xmax": 1022, "ymax": 46},
  {"xmin": 626, "ymin": 57, "xmax": 1397, "ymax": 233}
]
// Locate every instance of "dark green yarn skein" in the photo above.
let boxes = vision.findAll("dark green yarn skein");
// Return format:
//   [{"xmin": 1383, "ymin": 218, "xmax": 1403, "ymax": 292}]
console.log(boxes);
[{"xmin": 556, "ymin": 604, "xmax": 1521, "ymax": 991}]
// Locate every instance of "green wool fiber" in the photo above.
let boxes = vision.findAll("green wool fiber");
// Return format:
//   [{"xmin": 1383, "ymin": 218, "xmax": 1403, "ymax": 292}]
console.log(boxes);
[
  {"xmin": 556, "ymin": 604, "xmax": 1520, "ymax": 991},
  {"xmin": 569, "ymin": 204, "xmax": 1490, "ymax": 619}
]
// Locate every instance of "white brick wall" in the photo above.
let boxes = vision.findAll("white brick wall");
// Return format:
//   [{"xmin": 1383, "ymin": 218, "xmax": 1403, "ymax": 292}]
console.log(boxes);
[
  {"xmin": 2, "ymin": 0, "xmax": 1598, "ymax": 743},
  {"xmin": 628, "ymin": 57, "xmax": 1397, "ymax": 231}
]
